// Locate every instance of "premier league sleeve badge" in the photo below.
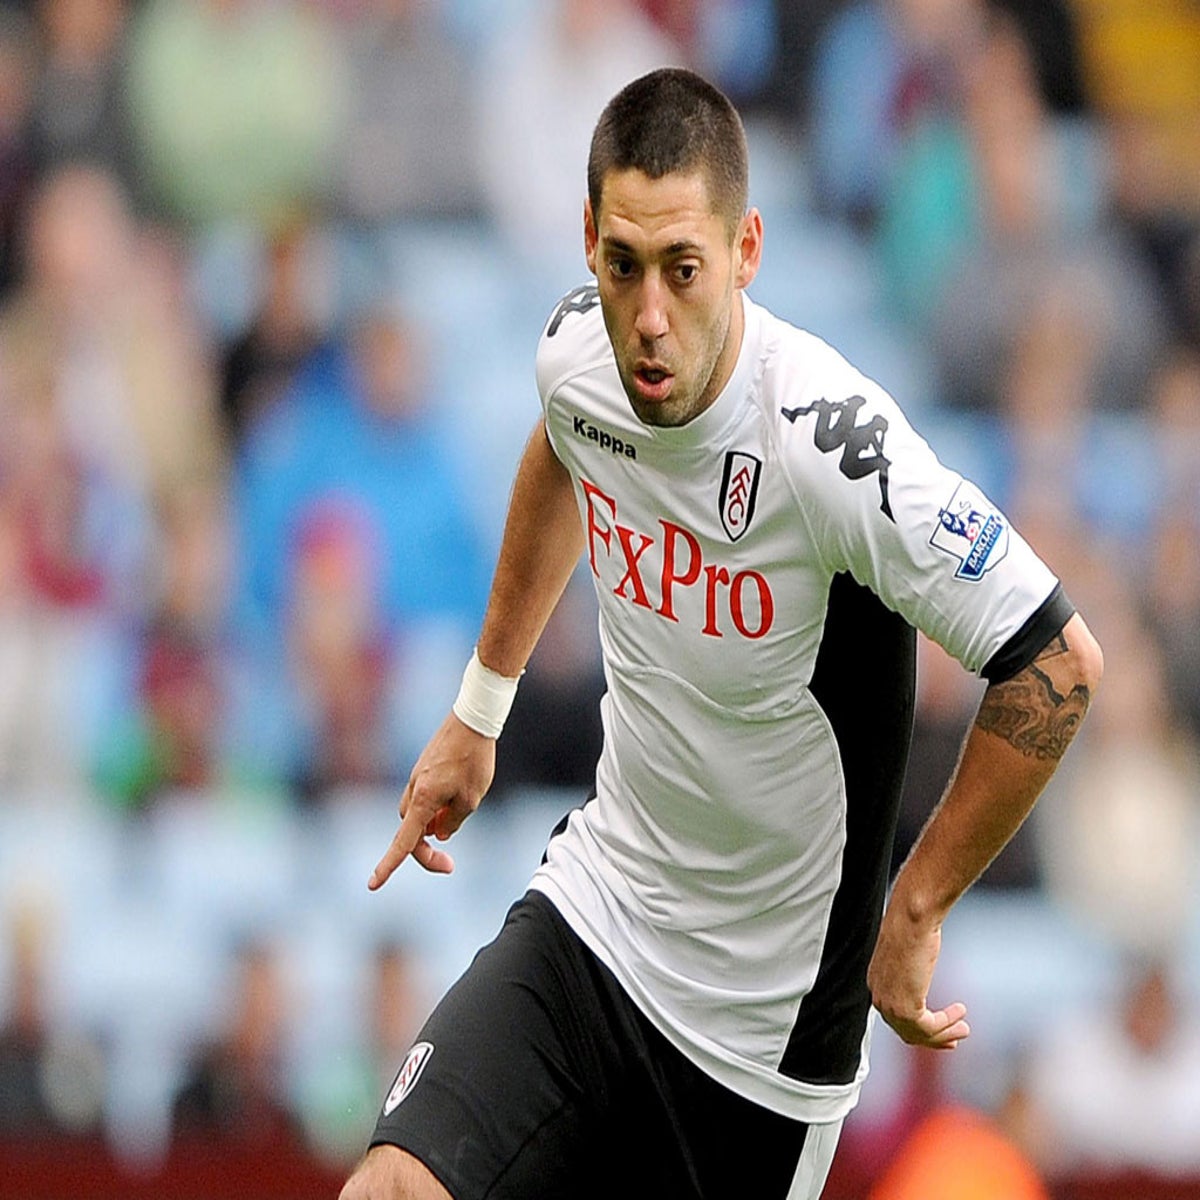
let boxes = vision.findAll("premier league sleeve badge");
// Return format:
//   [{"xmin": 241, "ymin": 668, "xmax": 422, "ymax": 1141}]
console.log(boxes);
[{"xmin": 929, "ymin": 481, "xmax": 1010, "ymax": 581}]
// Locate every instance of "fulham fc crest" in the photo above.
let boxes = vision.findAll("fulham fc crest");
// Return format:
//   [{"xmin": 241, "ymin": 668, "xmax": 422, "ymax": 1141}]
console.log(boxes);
[
  {"xmin": 719, "ymin": 451, "xmax": 762, "ymax": 541},
  {"xmin": 382, "ymin": 1042, "xmax": 434, "ymax": 1116}
]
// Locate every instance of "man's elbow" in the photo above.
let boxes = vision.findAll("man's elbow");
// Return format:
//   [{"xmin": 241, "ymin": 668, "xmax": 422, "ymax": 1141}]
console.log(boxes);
[{"xmin": 1063, "ymin": 612, "xmax": 1104, "ymax": 695}]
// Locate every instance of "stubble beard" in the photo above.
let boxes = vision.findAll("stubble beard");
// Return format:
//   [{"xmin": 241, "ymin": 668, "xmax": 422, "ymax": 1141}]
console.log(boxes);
[
  {"xmin": 625, "ymin": 379, "xmax": 703, "ymax": 428},
  {"xmin": 621, "ymin": 325, "xmax": 729, "ymax": 430}
]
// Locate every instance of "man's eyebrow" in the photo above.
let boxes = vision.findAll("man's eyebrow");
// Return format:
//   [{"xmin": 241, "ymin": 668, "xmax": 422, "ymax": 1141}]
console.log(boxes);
[
  {"xmin": 601, "ymin": 236, "xmax": 705, "ymax": 257},
  {"xmin": 603, "ymin": 236, "xmax": 637, "ymax": 254}
]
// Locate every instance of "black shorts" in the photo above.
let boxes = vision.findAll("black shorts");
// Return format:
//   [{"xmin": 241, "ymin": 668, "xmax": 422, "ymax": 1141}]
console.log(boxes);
[{"xmin": 370, "ymin": 890, "xmax": 839, "ymax": 1200}]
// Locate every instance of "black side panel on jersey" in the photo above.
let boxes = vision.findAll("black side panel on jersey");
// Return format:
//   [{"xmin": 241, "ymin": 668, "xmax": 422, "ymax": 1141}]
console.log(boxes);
[{"xmin": 779, "ymin": 573, "xmax": 916, "ymax": 1086}]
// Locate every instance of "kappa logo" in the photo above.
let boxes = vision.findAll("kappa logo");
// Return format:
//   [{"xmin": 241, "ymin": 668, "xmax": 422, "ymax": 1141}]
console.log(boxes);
[
  {"xmin": 573, "ymin": 414, "xmax": 638, "ymax": 459},
  {"xmin": 719, "ymin": 451, "xmax": 761, "ymax": 541},
  {"xmin": 929, "ymin": 481, "xmax": 1009, "ymax": 581},
  {"xmin": 547, "ymin": 285, "xmax": 599, "ymax": 337},
  {"xmin": 382, "ymin": 1042, "xmax": 434, "ymax": 1116},
  {"xmin": 782, "ymin": 395, "xmax": 894, "ymax": 521}
]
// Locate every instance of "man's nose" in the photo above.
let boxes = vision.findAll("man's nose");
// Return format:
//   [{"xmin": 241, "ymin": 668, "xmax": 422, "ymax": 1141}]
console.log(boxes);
[{"xmin": 634, "ymin": 277, "xmax": 669, "ymax": 341}]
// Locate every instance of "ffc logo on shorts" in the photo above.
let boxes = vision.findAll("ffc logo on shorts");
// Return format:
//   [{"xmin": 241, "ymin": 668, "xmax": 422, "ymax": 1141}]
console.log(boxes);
[
  {"xmin": 383, "ymin": 1042, "xmax": 434, "ymax": 1116},
  {"xmin": 929, "ymin": 481, "xmax": 1009, "ymax": 581}
]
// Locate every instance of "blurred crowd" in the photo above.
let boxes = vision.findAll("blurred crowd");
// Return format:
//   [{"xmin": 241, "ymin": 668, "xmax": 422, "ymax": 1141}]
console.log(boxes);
[{"xmin": 0, "ymin": 0, "xmax": 1198, "ymax": 1193}]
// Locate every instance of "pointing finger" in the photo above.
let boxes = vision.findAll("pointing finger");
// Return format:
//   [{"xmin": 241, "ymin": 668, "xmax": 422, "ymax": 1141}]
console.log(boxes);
[{"xmin": 368, "ymin": 796, "xmax": 426, "ymax": 890}]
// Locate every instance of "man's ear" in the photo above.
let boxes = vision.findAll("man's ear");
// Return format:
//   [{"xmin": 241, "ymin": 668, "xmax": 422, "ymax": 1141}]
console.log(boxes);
[
  {"xmin": 734, "ymin": 207, "xmax": 764, "ymax": 290},
  {"xmin": 584, "ymin": 198, "xmax": 598, "ymax": 275}
]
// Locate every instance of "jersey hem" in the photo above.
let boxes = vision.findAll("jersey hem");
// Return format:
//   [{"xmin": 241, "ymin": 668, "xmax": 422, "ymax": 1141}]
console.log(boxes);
[
  {"xmin": 366, "ymin": 1137, "xmax": 466, "ymax": 1200},
  {"xmin": 526, "ymin": 880, "xmax": 867, "ymax": 1125}
]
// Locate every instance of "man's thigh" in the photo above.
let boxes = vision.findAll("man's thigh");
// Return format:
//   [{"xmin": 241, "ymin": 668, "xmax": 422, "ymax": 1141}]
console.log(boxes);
[
  {"xmin": 366, "ymin": 890, "xmax": 831, "ymax": 1200},
  {"xmin": 368, "ymin": 892, "xmax": 613, "ymax": 1200}
]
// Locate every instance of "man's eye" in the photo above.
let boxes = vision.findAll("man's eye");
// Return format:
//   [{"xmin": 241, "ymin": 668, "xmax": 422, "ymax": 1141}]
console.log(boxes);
[
  {"xmin": 609, "ymin": 258, "xmax": 634, "ymax": 278},
  {"xmin": 675, "ymin": 263, "xmax": 698, "ymax": 284}
]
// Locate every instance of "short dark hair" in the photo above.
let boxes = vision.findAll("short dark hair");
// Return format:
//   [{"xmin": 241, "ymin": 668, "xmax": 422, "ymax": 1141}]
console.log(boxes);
[{"xmin": 587, "ymin": 68, "xmax": 749, "ymax": 234}]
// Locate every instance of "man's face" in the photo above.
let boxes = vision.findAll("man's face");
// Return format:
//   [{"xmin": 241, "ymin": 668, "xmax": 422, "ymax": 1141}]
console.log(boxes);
[{"xmin": 585, "ymin": 168, "xmax": 761, "ymax": 428}]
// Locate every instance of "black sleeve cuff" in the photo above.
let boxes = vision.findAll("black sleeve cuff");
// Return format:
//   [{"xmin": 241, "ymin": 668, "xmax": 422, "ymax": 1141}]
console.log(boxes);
[{"xmin": 981, "ymin": 583, "xmax": 1076, "ymax": 684}]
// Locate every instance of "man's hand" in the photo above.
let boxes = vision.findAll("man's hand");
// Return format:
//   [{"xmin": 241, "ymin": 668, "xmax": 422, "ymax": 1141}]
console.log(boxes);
[
  {"xmin": 369, "ymin": 713, "xmax": 496, "ymax": 888},
  {"xmin": 867, "ymin": 904, "xmax": 970, "ymax": 1050},
  {"xmin": 866, "ymin": 614, "xmax": 1101, "ymax": 1051},
  {"xmin": 365, "ymin": 421, "xmax": 583, "ymax": 889}
]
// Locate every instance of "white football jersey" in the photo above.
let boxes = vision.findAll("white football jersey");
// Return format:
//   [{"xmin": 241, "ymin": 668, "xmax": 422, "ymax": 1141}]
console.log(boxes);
[{"xmin": 527, "ymin": 286, "xmax": 1070, "ymax": 1122}]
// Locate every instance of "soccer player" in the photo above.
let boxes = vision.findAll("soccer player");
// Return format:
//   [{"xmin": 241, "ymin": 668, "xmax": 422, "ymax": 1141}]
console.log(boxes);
[{"xmin": 340, "ymin": 68, "xmax": 1103, "ymax": 1200}]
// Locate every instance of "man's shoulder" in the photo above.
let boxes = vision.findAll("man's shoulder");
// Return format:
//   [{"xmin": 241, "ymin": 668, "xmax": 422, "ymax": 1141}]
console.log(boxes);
[
  {"xmin": 543, "ymin": 283, "xmax": 603, "ymax": 341},
  {"xmin": 750, "ymin": 299, "xmax": 861, "ymax": 400},
  {"xmin": 747, "ymin": 299, "xmax": 916, "ymax": 506},
  {"xmin": 749, "ymin": 302, "xmax": 884, "ymax": 439},
  {"xmin": 536, "ymin": 283, "xmax": 613, "ymax": 401}
]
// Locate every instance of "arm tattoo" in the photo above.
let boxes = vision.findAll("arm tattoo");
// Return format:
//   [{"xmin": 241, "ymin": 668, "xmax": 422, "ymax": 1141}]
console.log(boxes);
[
  {"xmin": 975, "ymin": 636, "xmax": 1090, "ymax": 761},
  {"xmin": 1033, "ymin": 630, "xmax": 1069, "ymax": 660}
]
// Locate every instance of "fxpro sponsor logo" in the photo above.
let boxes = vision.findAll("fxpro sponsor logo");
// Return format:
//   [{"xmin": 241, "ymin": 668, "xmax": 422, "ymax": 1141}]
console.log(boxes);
[
  {"xmin": 382, "ymin": 1042, "xmax": 434, "ymax": 1116},
  {"xmin": 582, "ymin": 477, "xmax": 775, "ymax": 640},
  {"xmin": 929, "ymin": 481, "xmax": 1009, "ymax": 581},
  {"xmin": 572, "ymin": 414, "xmax": 638, "ymax": 460}
]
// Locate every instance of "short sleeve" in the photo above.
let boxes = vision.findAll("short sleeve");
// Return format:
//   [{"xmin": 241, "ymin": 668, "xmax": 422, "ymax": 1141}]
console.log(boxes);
[
  {"xmin": 777, "ymin": 351, "xmax": 1063, "ymax": 676},
  {"xmin": 536, "ymin": 284, "xmax": 608, "ymax": 463}
]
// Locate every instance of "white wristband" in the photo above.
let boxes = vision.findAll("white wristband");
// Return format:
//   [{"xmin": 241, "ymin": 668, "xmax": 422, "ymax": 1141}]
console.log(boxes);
[{"xmin": 452, "ymin": 649, "xmax": 521, "ymax": 739}]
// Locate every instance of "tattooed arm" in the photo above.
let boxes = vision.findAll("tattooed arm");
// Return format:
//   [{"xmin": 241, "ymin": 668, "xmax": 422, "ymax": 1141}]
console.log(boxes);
[{"xmin": 867, "ymin": 612, "xmax": 1104, "ymax": 1050}]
